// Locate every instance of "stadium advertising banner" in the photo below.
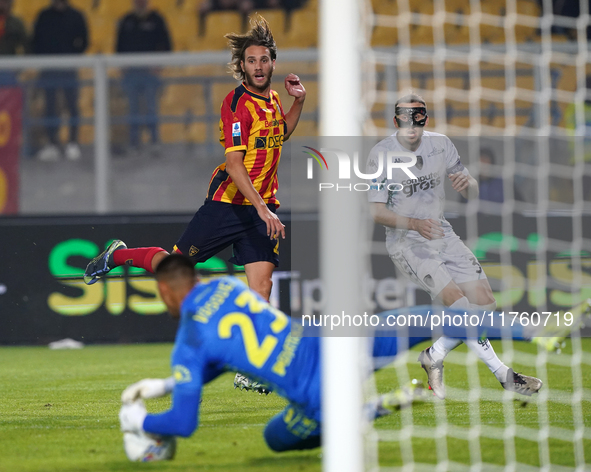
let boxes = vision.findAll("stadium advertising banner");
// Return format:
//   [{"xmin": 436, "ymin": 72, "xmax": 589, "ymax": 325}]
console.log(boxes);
[
  {"xmin": 0, "ymin": 213, "xmax": 588, "ymax": 344},
  {"xmin": 292, "ymin": 213, "xmax": 591, "ymax": 322},
  {"xmin": 0, "ymin": 215, "xmax": 264, "ymax": 345},
  {"xmin": 0, "ymin": 87, "xmax": 22, "ymax": 214}
]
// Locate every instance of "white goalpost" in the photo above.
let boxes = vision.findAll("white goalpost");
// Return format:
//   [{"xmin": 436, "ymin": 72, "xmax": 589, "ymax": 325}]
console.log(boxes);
[{"xmin": 319, "ymin": 0, "xmax": 366, "ymax": 471}]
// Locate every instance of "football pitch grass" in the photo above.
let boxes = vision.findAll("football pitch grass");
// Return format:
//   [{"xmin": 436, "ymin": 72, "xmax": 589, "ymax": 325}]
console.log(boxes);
[{"xmin": 0, "ymin": 340, "xmax": 589, "ymax": 471}]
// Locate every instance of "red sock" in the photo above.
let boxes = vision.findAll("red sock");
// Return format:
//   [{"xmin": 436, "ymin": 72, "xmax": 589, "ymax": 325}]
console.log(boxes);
[{"xmin": 112, "ymin": 247, "xmax": 166, "ymax": 273}]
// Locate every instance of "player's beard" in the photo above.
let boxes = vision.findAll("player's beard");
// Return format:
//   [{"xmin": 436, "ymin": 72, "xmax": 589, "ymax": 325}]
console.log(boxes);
[{"xmin": 244, "ymin": 69, "xmax": 273, "ymax": 94}]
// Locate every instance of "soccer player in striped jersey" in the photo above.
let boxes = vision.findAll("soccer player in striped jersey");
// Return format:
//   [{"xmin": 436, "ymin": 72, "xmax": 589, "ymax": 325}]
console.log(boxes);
[{"xmin": 84, "ymin": 17, "xmax": 304, "ymax": 302}]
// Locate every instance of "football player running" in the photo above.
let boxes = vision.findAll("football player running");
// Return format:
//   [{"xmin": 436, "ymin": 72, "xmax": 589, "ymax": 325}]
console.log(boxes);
[{"xmin": 368, "ymin": 93, "xmax": 541, "ymax": 399}]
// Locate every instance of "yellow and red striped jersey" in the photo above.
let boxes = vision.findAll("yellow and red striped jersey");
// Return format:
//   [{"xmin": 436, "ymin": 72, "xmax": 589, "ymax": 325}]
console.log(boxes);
[{"xmin": 207, "ymin": 83, "xmax": 287, "ymax": 206}]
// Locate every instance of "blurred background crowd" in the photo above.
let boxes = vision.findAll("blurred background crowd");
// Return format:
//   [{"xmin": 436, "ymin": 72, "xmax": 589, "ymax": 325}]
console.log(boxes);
[{"xmin": 0, "ymin": 0, "xmax": 588, "ymax": 215}]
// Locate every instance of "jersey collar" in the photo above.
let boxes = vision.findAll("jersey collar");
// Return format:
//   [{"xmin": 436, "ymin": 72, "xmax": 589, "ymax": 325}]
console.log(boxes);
[{"xmin": 241, "ymin": 83, "xmax": 272, "ymax": 102}]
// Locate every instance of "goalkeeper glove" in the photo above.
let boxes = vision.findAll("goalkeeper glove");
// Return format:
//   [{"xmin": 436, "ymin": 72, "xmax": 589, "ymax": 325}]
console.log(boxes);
[
  {"xmin": 121, "ymin": 377, "xmax": 175, "ymax": 404},
  {"xmin": 119, "ymin": 400, "xmax": 147, "ymax": 434}
]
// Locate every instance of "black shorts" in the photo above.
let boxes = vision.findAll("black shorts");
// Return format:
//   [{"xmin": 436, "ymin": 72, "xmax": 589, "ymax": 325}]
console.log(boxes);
[{"xmin": 174, "ymin": 200, "xmax": 279, "ymax": 267}]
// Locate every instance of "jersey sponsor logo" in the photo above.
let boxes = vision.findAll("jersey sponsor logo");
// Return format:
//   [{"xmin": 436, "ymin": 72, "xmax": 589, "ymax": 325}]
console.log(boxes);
[
  {"xmin": 428, "ymin": 147, "xmax": 444, "ymax": 157},
  {"xmin": 401, "ymin": 172, "xmax": 441, "ymax": 197},
  {"xmin": 232, "ymin": 122, "xmax": 241, "ymax": 137},
  {"xmin": 268, "ymin": 134, "xmax": 284, "ymax": 149},
  {"xmin": 255, "ymin": 135, "xmax": 283, "ymax": 150},
  {"xmin": 255, "ymin": 137, "xmax": 267, "ymax": 149},
  {"xmin": 173, "ymin": 365, "xmax": 192, "ymax": 384},
  {"xmin": 265, "ymin": 118, "xmax": 284, "ymax": 128}
]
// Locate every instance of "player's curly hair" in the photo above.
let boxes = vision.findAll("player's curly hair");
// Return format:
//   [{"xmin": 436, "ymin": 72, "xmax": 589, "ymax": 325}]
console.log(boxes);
[{"xmin": 225, "ymin": 15, "xmax": 277, "ymax": 81}]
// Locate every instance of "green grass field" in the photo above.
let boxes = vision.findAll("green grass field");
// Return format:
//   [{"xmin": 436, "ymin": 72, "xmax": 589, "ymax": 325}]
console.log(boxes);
[{"xmin": 1, "ymin": 340, "xmax": 589, "ymax": 471}]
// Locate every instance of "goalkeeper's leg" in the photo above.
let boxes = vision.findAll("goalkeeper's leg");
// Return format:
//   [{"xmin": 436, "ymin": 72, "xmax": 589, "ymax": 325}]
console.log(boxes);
[{"xmin": 263, "ymin": 404, "xmax": 321, "ymax": 452}]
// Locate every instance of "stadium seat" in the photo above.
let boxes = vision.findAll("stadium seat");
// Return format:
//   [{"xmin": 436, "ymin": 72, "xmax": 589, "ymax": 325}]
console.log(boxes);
[
  {"xmin": 97, "ymin": 0, "xmax": 131, "ymax": 19},
  {"xmin": 444, "ymin": 24, "xmax": 470, "ymax": 45},
  {"xmin": 516, "ymin": 0, "xmax": 540, "ymax": 17},
  {"xmin": 481, "ymin": 74, "xmax": 507, "ymax": 91},
  {"xmin": 480, "ymin": 0, "xmax": 505, "ymax": 17},
  {"xmin": 515, "ymin": 72, "xmax": 535, "ymax": 92},
  {"xmin": 160, "ymin": 123, "xmax": 187, "ymax": 143},
  {"xmin": 78, "ymin": 91, "xmax": 95, "ymax": 145},
  {"xmin": 11, "ymin": 0, "xmax": 48, "ymax": 27},
  {"xmin": 371, "ymin": 25, "xmax": 398, "ymax": 48},
  {"xmin": 444, "ymin": 0, "xmax": 470, "ymax": 15},
  {"xmin": 164, "ymin": 11, "xmax": 198, "ymax": 51},
  {"xmin": 480, "ymin": 24, "xmax": 505, "ymax": 44},
  {"xmin": 514, "ymin": 25, "xmax": 538, "ymax": 43},
  {"xmin": 150, "ymin": 0, "xmax": 184, "ymax": 12},
  {"xmin": 193, "ymin": 11, "xmax": 243, "ymax": 51},
  {"xmin": 410, "ymin": 0, "xmax": 434, "ymax": 15},
  {"xmin": 300, "ymin": 0, "xmax": 317, "ymax": 12},
  {"xmin": 212, "ymin": 82, "xmax": 234, "ymax": 110},
  {"xmin": 88, "ymin": 15, "xmax": 117, "ymax": 53},
  {"xmin": 187, "ymin": 122, "xmax": 209, "ymax": 143},
  {"xmin": 410, "ymin": 25, "xmax": 434, "ymax": 46},
  {"xmin": 291, "ymin": 119, "xmax": 317, "ymax": 136},
  {"xmin": 371, "ymin": 0, "xmax": 397, "ymax": 15},
  {"xmin": 284, "ymin": 10, "xmax": 317, "ymax": 48},
  {"xmin": 160, "ymin": 82, "xmax": 206, "ymax": 116},
  {"xmin": 69, "ymin": 0, "xmax": 96, "ymax": 12}
]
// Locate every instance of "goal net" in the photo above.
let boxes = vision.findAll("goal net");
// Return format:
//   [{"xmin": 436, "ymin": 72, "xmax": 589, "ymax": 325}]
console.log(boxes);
[{"xmin": 319, "ymin": 0, "xmax": 591, "ymax": 471}]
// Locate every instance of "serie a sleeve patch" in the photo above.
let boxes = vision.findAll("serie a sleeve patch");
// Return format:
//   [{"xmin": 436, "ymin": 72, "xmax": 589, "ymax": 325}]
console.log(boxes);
[{"xmin": 232, "ymin": 122, "xmax": 241, "ymax": 147}]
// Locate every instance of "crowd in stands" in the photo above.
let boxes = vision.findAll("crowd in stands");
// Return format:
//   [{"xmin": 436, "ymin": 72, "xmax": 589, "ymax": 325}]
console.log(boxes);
[
  {"xmin": 0, "ymin": 0, "xmax": 305, "ymax": 160},
  {"xmin": 0, "ymin": 0, "xmax": 589, "ymax": 164}
]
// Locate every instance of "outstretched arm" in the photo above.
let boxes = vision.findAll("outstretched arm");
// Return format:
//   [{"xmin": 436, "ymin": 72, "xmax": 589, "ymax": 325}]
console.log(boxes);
[{"xmin": 143, "ymin": 389, "xmax": 201, "ymax": 438}]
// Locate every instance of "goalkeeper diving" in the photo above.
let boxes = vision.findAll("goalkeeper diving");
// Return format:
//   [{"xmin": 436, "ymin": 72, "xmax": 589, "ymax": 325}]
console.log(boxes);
[{"xmin": 119, "ymin": 254, "xmax": 589, "ymax": 456}]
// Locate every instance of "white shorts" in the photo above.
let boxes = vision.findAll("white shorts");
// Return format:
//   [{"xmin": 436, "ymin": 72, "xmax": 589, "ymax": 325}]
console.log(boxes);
[{"xmin": 386, "ymin": 231, "xmax": 487, "ymax": 299}]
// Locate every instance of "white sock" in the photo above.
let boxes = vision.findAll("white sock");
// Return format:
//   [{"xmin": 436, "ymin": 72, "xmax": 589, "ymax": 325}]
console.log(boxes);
[
  {"xmin": 430, "ymin": 336, "xmax": 462, "ymax": 362},
  {"xmin": 463, "ymin": 338, "xmax": 508, "ymax": 380},
  {"xmin": 429, "ymin": 297, "xmax": 470, "ymax": 361},
  {"xmin": 466, "ymin": 302, "xmax": 509, "ymax": 381}
]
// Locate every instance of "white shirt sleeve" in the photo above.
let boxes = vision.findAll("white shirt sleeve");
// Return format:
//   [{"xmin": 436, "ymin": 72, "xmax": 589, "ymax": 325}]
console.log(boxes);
[{"xmin": 444, "ymin": 137, "xmax": 468, "ymax": 175}]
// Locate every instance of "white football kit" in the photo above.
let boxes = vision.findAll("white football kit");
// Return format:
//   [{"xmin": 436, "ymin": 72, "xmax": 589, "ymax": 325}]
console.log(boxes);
[{"xmin": 367, "ymin": 130, "xmax": 487, "ymax": 298}]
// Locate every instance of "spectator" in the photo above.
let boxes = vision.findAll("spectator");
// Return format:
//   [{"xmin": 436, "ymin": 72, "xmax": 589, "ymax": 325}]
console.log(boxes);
[
  {"xmin": 478, "ymin": 148, "xmax": 504, "ymax": 203},
  {"xmin": 32, "ymin": 0, "xmax": 87, "ymax": 161},
  {"xmin": 116, "ymin": 0, "xmax": 171, "ymax": 157},
  {"xmin": 0, "ymin": 0, "xmax": 27, "ymax": 85},
  {"xmin": 549, "ymin": 0, "xmax": 591, "ymax": 40}
]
